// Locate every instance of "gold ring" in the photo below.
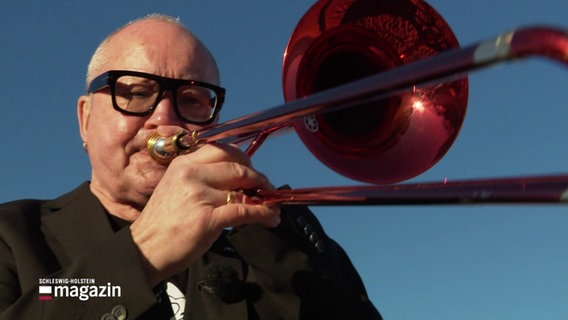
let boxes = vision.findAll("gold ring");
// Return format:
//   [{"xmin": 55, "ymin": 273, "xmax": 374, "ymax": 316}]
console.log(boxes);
[{"xmin": 226, "ymin": 191, "xmax": 235, "ymax": 205}]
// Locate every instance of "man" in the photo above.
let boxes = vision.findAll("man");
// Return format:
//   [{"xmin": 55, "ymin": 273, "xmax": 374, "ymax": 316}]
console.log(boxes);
[{"xmin": 0, "ymin": 15, "xmax": 381, "ymax": 319}]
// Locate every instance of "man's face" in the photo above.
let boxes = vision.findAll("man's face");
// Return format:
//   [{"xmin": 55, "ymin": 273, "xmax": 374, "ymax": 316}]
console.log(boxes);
[{"xmin": 77, "ymin": 21, "xmax": 219, "ymax": 209}]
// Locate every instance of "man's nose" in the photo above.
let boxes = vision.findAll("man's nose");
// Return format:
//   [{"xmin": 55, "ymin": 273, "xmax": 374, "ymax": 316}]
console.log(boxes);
[{"xmin": 145, "ymin": 91, "xmax": 183, "ymax": 126}]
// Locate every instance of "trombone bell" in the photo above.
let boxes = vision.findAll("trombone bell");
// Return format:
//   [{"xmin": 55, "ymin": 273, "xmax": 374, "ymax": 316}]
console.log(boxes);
[{"xmin": 283, "ymin": 0, "xmax": 469, "ymax": 183}]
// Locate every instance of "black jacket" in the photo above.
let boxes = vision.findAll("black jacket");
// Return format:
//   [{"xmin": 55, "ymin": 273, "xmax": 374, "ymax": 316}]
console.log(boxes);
[{"xmin": 0, "ymin": 183, "xmax": 381, "ymax": 319}]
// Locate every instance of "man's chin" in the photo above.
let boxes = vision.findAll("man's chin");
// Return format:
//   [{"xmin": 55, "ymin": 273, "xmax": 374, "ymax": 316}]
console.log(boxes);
[
  {"xmin": 129, "ymin": 155, "xmax": 168, "ymax": 191},
  {"xmin": 128, "ymin": 172, "xmax": 164, "ymax": 206}
]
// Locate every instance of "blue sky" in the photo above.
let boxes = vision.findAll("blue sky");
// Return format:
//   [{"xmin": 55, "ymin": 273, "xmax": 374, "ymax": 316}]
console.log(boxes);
[{"xmin": 1, "ymin": 1, "xmax": 567, "ymax": 319}]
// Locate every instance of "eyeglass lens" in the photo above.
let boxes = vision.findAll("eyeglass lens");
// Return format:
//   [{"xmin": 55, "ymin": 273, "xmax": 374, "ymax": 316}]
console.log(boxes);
[{"xmin": 114, "ymin": 75, "xmax": 217, "ymax": 122}]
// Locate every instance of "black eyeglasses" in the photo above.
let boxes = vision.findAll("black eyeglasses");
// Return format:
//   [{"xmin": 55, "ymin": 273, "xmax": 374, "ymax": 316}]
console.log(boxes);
[{"xmin": 87, "ymin": 70, "xmax": 225, "ymax": 124}]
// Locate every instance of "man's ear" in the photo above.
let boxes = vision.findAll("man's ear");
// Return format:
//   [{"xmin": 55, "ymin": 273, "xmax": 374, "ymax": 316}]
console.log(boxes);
[{"xmin": 77, "ymin": 95, "xmax": 91, "ymax": 145}]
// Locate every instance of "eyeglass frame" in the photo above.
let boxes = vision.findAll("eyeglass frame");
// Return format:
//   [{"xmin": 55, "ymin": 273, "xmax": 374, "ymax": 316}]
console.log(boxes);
[{"xmin": 87, "ymin": 70, "xmax": 226, "ymax": 125}]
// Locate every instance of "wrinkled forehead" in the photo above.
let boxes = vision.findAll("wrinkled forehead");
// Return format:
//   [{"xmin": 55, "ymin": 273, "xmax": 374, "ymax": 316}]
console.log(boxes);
[{"xmin": 102, "ymin": 20, "xmax": 219, "ymax": 83}]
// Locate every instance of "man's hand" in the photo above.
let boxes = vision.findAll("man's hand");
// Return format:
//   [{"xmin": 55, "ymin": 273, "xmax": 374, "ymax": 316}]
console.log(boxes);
[{"xmin": 130, "ymin": 142, "xmax": 281, "ymax": 287}]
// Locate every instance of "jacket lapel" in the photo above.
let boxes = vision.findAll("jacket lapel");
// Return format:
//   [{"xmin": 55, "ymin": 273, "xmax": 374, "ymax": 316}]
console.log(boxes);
[{"xmin": 40, "ymin": 182, "xmax": 115, "ymax": 265}]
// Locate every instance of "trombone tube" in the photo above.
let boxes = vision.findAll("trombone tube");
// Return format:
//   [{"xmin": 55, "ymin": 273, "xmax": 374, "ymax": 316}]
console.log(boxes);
[
  {"xmin": 146, "ymin": 26, "xmax": 568, "ymax": 199},
  {"xmin": 245, "ymin": 175, "xmax": 568, "ymax": 206}
]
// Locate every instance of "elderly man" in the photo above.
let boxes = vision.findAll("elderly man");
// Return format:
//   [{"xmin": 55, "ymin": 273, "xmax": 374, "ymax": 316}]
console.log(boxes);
[{"xmin": 0, "ymin": 15, "xmax": 381, "ymax": 319}]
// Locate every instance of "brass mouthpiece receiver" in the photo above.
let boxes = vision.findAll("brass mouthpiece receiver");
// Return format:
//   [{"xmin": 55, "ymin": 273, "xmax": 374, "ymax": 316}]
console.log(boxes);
[{"xmin": 146, "ymin": 130, "xmax": 200, "ymax": 164}]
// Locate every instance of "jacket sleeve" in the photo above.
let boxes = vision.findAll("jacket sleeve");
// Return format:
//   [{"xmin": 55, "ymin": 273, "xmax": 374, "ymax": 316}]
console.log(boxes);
[{"xmin": 227, "ymin": 205, "xmax": 383, "ymax": 320}]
